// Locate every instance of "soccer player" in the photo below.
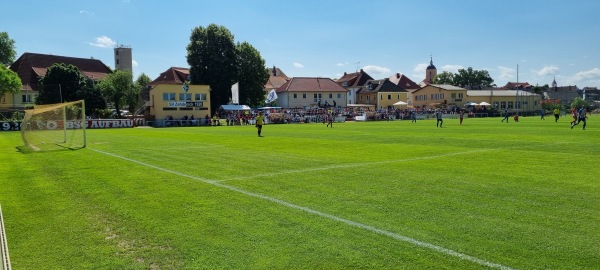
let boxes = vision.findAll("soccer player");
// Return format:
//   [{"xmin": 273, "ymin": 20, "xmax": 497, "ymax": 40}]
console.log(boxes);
[
  {"xmin": 435, "ymin": 109, "xmax": 443, "ymax": 128},
  {"xmin": 540, "ymin": 108, "xmax": 545, "ymax": 120},
  {"xmin": 255, "ymin": 111, "xmax": 265, "ymax": 136},
  {"xmin": 571, "ymin": 106, "xmax": 587, "ymax": 130},
  {"xmin": 501, "ymin": 108, "xmax": 510, "ymax": 123},
  {"xmin": 553, "ymin": 107, "xmax": 560, "ymax": 122},
  {"xmin": 459, "ymin": 109, "xmax": 464, "ymax": 125},
  {"xmin": 411, "ymin": 110, "xmax": 417, "ymax": 123},
  {"xmin": 326, "ymin": 113, "xmax": 333, "ymax": 128}
]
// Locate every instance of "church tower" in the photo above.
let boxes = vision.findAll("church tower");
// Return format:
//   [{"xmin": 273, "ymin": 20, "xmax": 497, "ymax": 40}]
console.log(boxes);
[
  {"xmin": 425, "ymin": 56, "xmax": 437, "ymax": 84},
  {"xmin": 114, "ymin": 45, "xmax": 132, "ymax": 72}
]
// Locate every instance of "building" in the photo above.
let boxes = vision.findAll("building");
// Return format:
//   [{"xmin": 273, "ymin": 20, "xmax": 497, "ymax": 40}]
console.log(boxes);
[
  {"xmin": 336, "ymin": 69, "xmax": 374, "ymax": 105},
  {"xmin": 2, "ymin": 52, "xmax": 112, "ymax": 112},
  {"xmin": 276, "ymin": 77, "xmax": 347, "ymax": 108},
  {"xmin": 147, "ymin": 67, "xmax": 211, "ymax": 123},
  {"xmin": 466, "ymin": 89, "xmax": 542, "ymax": 112},
  {"xmin": 387, "ymin": 73, "xmax": 420, "ymax": 107},
  {"xmin": 114, "ymin": 45, "xmax": 133, "ymax": 72},
  {"xmin": 411, "ymin": 84, "xmax": 467, "ymax": 109},
  {"xmin": 544, "ymin": 77, "xmax": 580, "ymax": 107},
  {"xmin": 355, "ymin": 78, "xmax": 408, "ymax": 110},
  {"xmin": 420, "ymin": 56, "xmax": 438, "ymax": 86},
  {"xmin": 264, "ymin": 65, "xmax": 289, "ymax": 94}
]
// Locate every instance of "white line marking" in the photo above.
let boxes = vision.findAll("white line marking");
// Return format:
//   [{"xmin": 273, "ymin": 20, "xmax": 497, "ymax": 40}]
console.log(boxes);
[{"xmin": 89, "ymin": 148, "xmax": 515, "ymax": 270}]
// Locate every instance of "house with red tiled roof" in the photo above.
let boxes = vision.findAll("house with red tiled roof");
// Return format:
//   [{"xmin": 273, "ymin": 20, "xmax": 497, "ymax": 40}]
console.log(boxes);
[
  {"xmin": 264, "ymin": 66, "xmax": 289, "ymax": 91},
  {"xmin": 336, "ymin": 69, "xmax": 374, "ymax": 105},
  {"xmin": 146, "ymin": 67, "xmax": 211, "ymax": 125},
  {"xmin": 503, "ymin": 82, "xmax": 532, "ymax": 90},
  {"xmin": 276, "ymin": 77, "xmax": 347, "ymax": 108},
  {"xmin": 2, "ymin": 52, "xmax": 112, "ymax": 111}
]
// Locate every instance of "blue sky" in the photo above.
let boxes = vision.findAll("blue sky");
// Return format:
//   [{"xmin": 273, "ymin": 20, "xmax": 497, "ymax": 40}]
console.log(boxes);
[{"xmin": 3, "ymin": 0, "xmax": 600, "ymax": 88}]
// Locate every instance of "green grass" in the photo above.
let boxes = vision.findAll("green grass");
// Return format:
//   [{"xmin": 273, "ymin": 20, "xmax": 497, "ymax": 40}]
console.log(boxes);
[{"xmin": 1, "ymin": 115, "xmax": 598, "ymax": 269}]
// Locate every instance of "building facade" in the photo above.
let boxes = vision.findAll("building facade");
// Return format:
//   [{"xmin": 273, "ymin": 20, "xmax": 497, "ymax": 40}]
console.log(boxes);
[
  {"xmin": 356, "ymin": 79, "xmax": 408, "ymax": 110},
  {"xmin": 148, "ymin": 67, "xmax": 211, "ymax": 122},
  {"xmin": 276, "ymin": 77, "xmax": 347, "ymax": 108}
]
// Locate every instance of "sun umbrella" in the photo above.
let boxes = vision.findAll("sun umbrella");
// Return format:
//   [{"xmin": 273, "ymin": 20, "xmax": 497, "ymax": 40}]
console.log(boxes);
[
  {"xmin": 479, "ymin": 102, "xmax": 491, "ymax": 106},
  {"xmin": 393, "ymin": 101, "xmax": 408, "ymax": 105}
]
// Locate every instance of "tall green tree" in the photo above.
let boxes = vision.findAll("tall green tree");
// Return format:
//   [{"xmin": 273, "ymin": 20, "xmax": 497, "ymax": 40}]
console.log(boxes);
[
  {"xmin": 37, "ymin": 63, "xmax": 88, "ymax": 104},
  {"xmin": 98, "ymin": 70, "xmax": 133, "ymax": 118},
  {"xmin": 77, "ymin": 78, "xmax": 107, "ymax": 116},
  {"xmin": 125, "ymin": 73, "xmax": 152, "ymax": 114},
  {"xmin": 0, "ymin": 32, "xmax": 16, "ymax": 66},
  {"xmin": 236, "ymin": 42, "xmax": 269, "ymax": 107},
  {"xmin": 432, "ymin": 71, "xmax": 455, "ymax": 85},
  {"xmin": 0, "ymin": 65, "xmax": 21, "ymax": 95},
  {"xmin": 187, "ymin": 24, "xmax": 238, "ymax": 109},
  {"xmin": 453, "ymin": 67, "xmax": 494, "ymax": 89}
]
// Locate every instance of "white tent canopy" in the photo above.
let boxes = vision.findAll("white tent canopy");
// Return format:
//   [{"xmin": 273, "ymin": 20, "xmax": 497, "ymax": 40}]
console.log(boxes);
[
  {"xmin": 393, "ymin": 101, "xmax": 408, "ymax": 105},
  {"xmin": 219, "ymin": 104, "xmax": 251, "ymax": 111},
  {"xmin": 479, "ymin": 102, "xmax": 491, "ymax": 106}
]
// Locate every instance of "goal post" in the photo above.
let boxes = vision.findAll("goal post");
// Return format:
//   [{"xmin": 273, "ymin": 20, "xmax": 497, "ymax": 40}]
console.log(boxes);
[{"xmin": 20, "ymin": 100, "xmax": 86, "ymax": 151}]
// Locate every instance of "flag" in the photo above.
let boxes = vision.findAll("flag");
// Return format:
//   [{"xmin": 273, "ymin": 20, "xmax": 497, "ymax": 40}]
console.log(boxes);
[
  {"xmin": 231, "ymin": 82, "xmax": 239, "ymax": 104},
  {"xmin": 266, "ymin": 89, "xmax": 278, "ymax": 103}
]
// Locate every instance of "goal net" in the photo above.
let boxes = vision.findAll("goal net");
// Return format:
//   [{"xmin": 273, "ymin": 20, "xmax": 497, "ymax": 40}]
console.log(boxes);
[{"xmin": 20, "ymin": 100, "xmax": 86, "ymax": 151}]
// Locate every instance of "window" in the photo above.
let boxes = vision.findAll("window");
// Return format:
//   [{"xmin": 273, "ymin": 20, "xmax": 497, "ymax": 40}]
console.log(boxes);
[
  {"xmin": 337, "ymin": 93, "xmax": 341, "ymax": 98},
  {"xmin": 116, "ymin": 59, "xmax": 120, "ymax": 65},
  {"xmin": 163, "ymin": 93, "xmax": 176, "ymax": 101},
  {"xmin": 387, "ymin": 94, "xmax": 392, "ymax": 100},
  {"xmin": 342, "ymin": 82, "xmax": 348, "ymax": 87},
  {"xmin": 380, "ymin": 95, "xmax": 383, "ymax": 100},
  {"xmin": 195, "ymin": 93, "xmax": 206, "ymax": 101},
  {"xmin": 451, "ymin": 93, "xmax": 456, "ymax": 98},
  {"xmin": 179, "ymin": 93, "xmax": 192, "ymax": 101},
  {"xmin": 22, "ymin": 94, "xmax": 32, "ymax": 103},
  {"xmin": 500, "ymin": 101, "xmax": 507, "ymax": 109},
  {"xmin": 293, "ymin": 93, "xmax": 297, "ymax": 98},
  {"xmin": 508, "ymin": 101, "xmax": 514, "ymax": 109},
  {"xmin": 303, "ymin": 93, "xmax": 307, "ymax": 99},
  {"xmin": 458, "ymin": 93, "xmax": 464, "ymax": 99},
  {"xmin": 329, "ymin": 93, "xmax": 333, "ymax": 98}
]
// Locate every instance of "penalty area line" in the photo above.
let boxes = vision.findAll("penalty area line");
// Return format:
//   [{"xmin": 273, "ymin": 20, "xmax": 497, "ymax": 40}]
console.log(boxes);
[{"xmin": 88, "ymin": 148, "xmax": 515, "ymax": 270}]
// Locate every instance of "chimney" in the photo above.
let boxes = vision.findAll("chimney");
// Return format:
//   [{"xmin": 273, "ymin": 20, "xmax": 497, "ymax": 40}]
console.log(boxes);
[
  {"xmin": 272, "ymin": 65, "xmax": 276, "ymax": 76},
  {"xmin": 343, "ymin": 72, "xmax": 347, "ymax": 76},
  {"xmin": 360, "ymin": 69, "xmax": 363, "ymax": 73},
  {"xmin": 396, "ymin": 73, "xmax": 400, "ymax": 79}
]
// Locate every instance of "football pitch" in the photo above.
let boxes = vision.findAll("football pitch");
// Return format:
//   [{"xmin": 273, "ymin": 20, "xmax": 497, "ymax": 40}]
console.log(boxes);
[{"xmin": 0, "ymin": 116, "xmax": 598, "ymax": 269}]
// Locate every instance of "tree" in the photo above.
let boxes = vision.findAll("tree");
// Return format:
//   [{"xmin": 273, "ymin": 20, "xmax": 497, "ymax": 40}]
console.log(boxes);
[
  {"xmin": 236, "ymin": 42, "xmax": 269, "ymax": 107},
  {"xmin": 98, "ymin": 70, "xmax": 133, "ymax": 118},
  {"xmin": 571, "ymin": 97, "xmax": 589, "ymax": 109},
  {"xmin": 122, "ymin": 73, "xmax": 151, "ymax": 114},
  {"xmin": 0, "ymin": 65, "xmax": 21, "ymax": 96},
  {"xmin": 432, "ymin": 71, "xmax": 454, "ymax": 85},
  {"xmin": 77, "ymin": 78, "xmax": 107, "ymax": 116},
  {"xmin": 187, "ymin": 24, "xmax": 238, "ymax": 109},
  {"xmin": 37, "ymin": 63, "xmax": 88, "ymax": 104},
  {"xmin": 0, "ymin": 32, "xmax": 16, "ymax": 66},
  {"xmin": 453, "ymin": 67, "xmax": 494, "ymax": 89}
]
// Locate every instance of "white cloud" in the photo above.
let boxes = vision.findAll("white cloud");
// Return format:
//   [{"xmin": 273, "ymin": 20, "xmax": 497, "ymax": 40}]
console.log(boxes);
[
  {"xmin": 441, "ymin": 64, "xmax": 463, "ymax": 73},
  {"xmin": 336, "ymin": 62, "xmax": 346, "ymax": 67},
  {"xmin": 89, "ymin": 36, "xmax": 116, "ymax": 48},
  {"xmin": 79, "ymin": 10, "xmax": 95, "ymax": 16},
  {"xmin": 132, "ymin": 60, "xmax": 138, "ymax": 67},
  {"xmin": 413, "ymin": 63, "xmax": 428, "ymax": 74},
  {"xmin": 498, "ymin": 66, "xmax": 516, "ymax": 80},
  {"xmin": 293, "ymin": 62, "xmax": 304, "ymax": 68},
  {"xmin": 573, "ymin": 68, "xmax": 600, "ymax": 81},
  {"xmin": 362, "ymin": 65, "xmax": 391, "ymax": 75},
  {"xmin": 533, "ymin": 65, "xmax": 559, "ymax": 76}
]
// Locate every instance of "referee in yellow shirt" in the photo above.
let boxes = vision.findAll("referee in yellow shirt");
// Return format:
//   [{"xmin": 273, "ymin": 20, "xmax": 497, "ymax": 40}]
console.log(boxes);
[{"xmin": 255, "ymin": 111, "xmax": 265, "ymax": 137}]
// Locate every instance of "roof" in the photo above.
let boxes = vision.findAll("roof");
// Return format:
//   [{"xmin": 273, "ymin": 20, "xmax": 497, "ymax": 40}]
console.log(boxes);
[
  {"xmin": 357, "ymin": 79, "xmax": 408, "ymax": 94},
  {"xmin": 264, "ymin": 66, "xmax": 289, "ymax": 90},
  {"xmin": 467, "ymin": 90, "xmax": 541, "ymax": 97},
  {"xmin": 388, "ymin": 73, "xmax": 420, "ymax": 89},
  {"xmin": 219, "ymin": 104, "xmax": 251, "ymax": 111},
  {"xmin": 149, "ymin": 67, "xmax": 190, "ymax": 86},
  {"xmin": 413, "ymin": 84, "xmax": 467, "ymax": 94},
  {"xmin": 427, "ymin": 57, "xmax": 436, "ymax": 70},
  {"xmin": 9, "ymin": 52, "xmax": 113, "ymax": 91},
  {"xmin": 336, "ymin": 69, "xmax": 374, "ymax": 88},
  {"xmin": 277, "ymin": 77, "xmax": 348, "ymax": 93},
  {"xmin": 503, "ymin": 82, "xmax": 532, "ymax": 89}
]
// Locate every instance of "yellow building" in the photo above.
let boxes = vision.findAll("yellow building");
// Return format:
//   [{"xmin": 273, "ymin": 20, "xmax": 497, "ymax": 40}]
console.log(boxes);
[
  {"xmin": 411, "ymin": 84, "xmax": 468, "ymax": 108},
  {"xmin": 147, "ymin": 67, "xmax": 211, "ymax": 125},
  {"xmin": 356, "ymin": 79, "xmax": 408, "ymax": 110},
  {"xmin": 466, "ymin": 90, "xmax": 542, "ymax": 113}
]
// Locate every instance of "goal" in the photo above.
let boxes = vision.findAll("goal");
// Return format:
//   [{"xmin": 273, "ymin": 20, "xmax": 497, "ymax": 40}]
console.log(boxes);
[{"xmin": 20, "ymin": 100, "xmax": 86, "ymax": 151}]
